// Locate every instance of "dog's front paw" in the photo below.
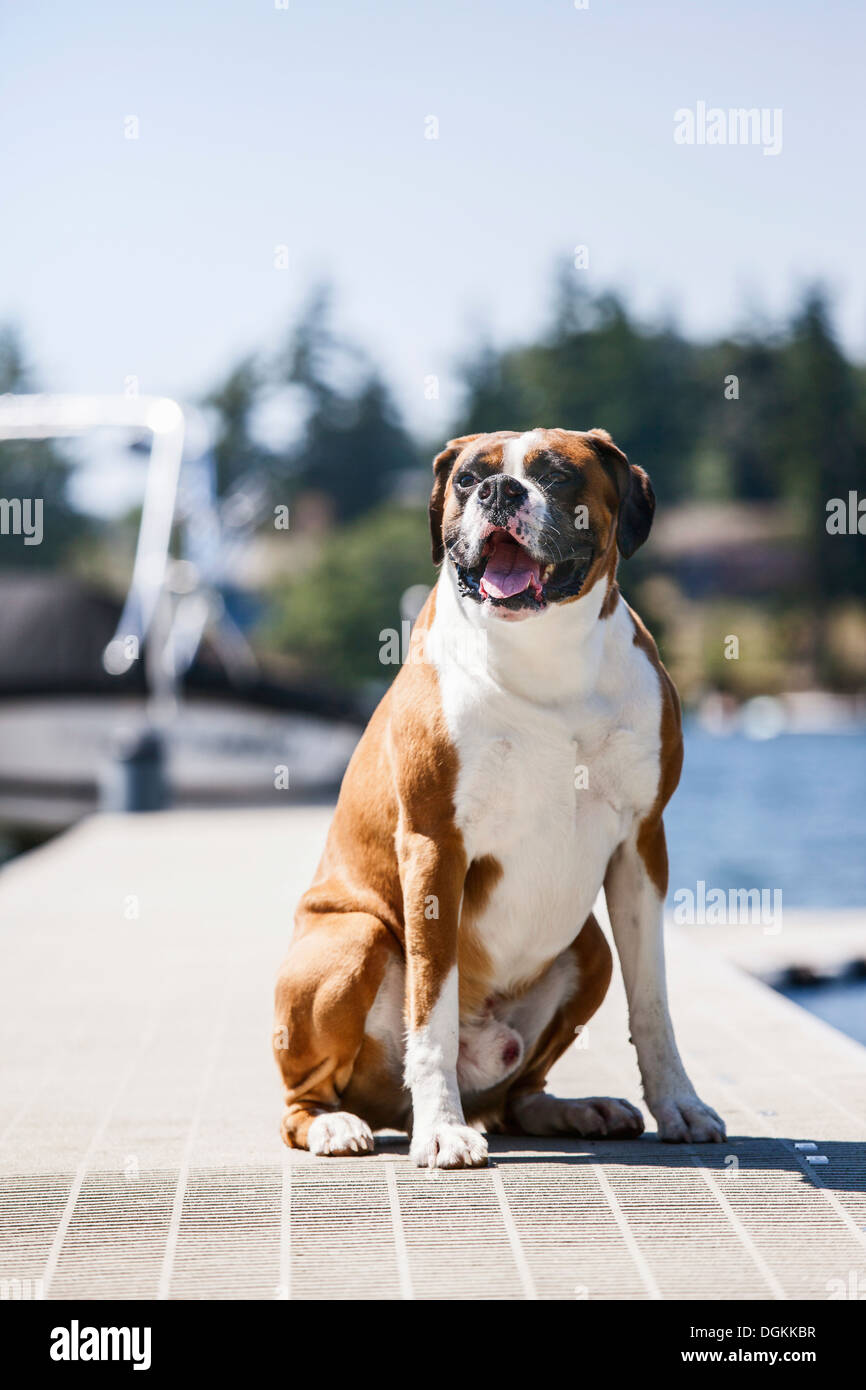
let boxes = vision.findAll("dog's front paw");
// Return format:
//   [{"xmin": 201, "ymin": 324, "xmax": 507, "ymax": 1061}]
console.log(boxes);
[
  {"xmin": 652, "ymin": 1095, "xmax": 726, "ymax": 1143},
  {"xmin": 411, "ymin": 1122, "xmax": 488, "ymax": 1169},
  {"xmin": 307, "ymin": 1111, "xmax": 375, "ymax": 1156}
]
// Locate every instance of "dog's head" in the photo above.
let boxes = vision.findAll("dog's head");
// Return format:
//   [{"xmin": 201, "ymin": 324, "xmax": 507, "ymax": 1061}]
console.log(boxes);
[{"xmin": 428, "ymin": 427, "xmax": 655, "ymax": 620}]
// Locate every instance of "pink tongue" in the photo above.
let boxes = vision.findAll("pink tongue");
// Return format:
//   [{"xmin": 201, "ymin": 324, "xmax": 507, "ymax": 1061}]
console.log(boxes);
[{"xmin": 480, "ymin": 537, "xmax": 540, "ymax": 599}]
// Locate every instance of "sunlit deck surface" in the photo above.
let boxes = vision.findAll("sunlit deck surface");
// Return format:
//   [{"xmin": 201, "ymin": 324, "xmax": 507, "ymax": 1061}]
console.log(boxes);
[{"xmin": 1, "ymin": 809, "xmax": 865, "ymax": 1301}]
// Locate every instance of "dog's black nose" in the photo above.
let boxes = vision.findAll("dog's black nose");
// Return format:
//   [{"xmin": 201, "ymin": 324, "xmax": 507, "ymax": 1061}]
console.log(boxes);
[{"xmin": 477, "ymin": 474, "xmax": 527, "ymax": 509}]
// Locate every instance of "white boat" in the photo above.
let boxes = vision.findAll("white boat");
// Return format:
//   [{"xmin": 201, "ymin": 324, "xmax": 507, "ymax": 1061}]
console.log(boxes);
[{"xmin": 0, "ymin": 395, "xmax": 360, "ymax": 839}]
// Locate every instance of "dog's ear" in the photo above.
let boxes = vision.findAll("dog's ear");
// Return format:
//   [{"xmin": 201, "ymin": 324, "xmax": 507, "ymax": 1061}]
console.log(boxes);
[
  {"xmin": 429, "ymin": 434, "xmax": 482, "ymax": 564},
  {"xmin": 586, "ymin": 427, "xmax": 655, "ymax": 559}
]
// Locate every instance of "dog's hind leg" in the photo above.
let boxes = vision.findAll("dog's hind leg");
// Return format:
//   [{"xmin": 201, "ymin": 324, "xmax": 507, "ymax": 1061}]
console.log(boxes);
[
  {"xmin": 500, "ymin": 912, "xmax": 645, "ymax": 1139},
  {"xmin": 273, "ymin": 911, "xmax": 398, "ymax": 1154}
]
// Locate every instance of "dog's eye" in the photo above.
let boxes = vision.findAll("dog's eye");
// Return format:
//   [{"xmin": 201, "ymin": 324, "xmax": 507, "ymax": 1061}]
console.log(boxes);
[
  {"xmin": 455, "ymin": 472, "xmax": 477, "ymax": 489},
  {"xmin": 540, "ymin": 470, "xmax": 572, "ymax": 487}
]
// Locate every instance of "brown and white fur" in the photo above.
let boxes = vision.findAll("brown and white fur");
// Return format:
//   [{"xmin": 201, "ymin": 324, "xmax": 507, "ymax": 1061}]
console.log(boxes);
[{"xmin": 273, "ymin": 427, "xmax": 725, "ymax": 1167}]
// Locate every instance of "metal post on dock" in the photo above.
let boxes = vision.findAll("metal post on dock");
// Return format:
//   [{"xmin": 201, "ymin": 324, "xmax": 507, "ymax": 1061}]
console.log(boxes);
[{"xmin": 99, "ymin": 726, "xmax": 168, "ymax": 813}]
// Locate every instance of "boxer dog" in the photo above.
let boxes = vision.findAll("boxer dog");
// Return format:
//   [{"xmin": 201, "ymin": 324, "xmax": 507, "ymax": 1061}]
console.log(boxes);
[{"xmin": 273, "ymin": 427, "xmax": 725, "ymax": 1167}]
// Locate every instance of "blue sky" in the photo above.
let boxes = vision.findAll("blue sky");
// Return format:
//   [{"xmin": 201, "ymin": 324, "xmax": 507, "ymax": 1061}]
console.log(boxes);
[{"xmin": 2, "ymin": 0, "xmax": 864, "ymax": 484}]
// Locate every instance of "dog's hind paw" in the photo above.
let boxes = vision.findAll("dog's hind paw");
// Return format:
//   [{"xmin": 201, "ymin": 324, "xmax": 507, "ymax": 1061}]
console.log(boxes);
[{"xmin": 510, "ymin": 1091, "xmax": 645, "ymax": 1138}]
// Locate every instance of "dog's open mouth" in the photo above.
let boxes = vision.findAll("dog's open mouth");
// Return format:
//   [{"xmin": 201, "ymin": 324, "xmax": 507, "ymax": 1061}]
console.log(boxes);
[
  {"xmin": 454, "ymin": 529, "xmax": 592, "ymax": 615},
  {"xmin": 479, "ymin": 532, "xmax": 545, "ymax": 603}
]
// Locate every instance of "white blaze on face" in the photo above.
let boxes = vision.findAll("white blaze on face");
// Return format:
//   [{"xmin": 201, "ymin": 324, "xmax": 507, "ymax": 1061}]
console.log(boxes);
[
  {"xmin": 501, "ymin": 430, "xmax": 541, "ymax": 478},
  {"xmin": 502, "ymin": 432, "xmax": 549, "ymax": 525},
  {"xmin": 461, "ymin": 430, "xmax": 549, "ymax": 557}
]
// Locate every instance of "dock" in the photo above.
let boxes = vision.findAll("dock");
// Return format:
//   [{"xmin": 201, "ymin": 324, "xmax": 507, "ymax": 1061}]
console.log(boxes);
[{"xmin": 1, "ymin": 809, "xmax": 865, "ymax": 1300}]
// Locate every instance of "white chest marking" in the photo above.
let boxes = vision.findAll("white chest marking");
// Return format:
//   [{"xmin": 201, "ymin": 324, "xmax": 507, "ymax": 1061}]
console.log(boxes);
[{"xmin": 431, "ymin": 567, "xmax": 662, "ymax": 992}]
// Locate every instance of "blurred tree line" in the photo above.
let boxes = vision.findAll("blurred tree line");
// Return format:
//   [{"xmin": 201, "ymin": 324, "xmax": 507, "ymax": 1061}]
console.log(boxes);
[
  {"xmin": 2, "ymin": 275, "xmax": 864, "ymax": 694},
  {"xmin": 458, "ymin": 275, "xmax": 865, "ymax": 595},
  {"xmin": 266, "ymin": 277, "xmax": 866, "ymax": 691}
]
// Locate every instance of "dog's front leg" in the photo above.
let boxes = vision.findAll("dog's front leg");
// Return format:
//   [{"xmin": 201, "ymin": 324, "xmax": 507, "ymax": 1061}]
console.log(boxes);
[
  {"xmin": 605, "ymin": 824, "xmax": 726, "ymax": 1143},
  {"xmin": 399, "ymin": 829, "xmax": 487, "ymax": 1169}
]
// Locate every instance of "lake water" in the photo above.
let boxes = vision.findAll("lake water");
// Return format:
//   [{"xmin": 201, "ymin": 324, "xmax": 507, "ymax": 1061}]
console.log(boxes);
[
  {"xmin": 667, "ymin": 727, "xmax": 866, "ymax": 908},
  {"xmin": 670, "ymin": 726, "xmax": 866, "ymax": 1045},
  {"xmin": 778, "ymin": 978, "xmax": 866, "ymax": 1048}
]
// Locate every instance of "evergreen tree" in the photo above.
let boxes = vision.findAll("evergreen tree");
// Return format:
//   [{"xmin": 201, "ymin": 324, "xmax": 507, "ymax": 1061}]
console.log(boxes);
[
  {"xmin": 203, "ymin": 354, "xmax": 273, "ymax": 499},
  {"xmin": 0, "ymin": 325, "xmax": 86, "ymax": 568},
  {"xmin": 781, "ymin": 289, "xmax": 865, "ymax": 599},
  {"xmin": 280, "ymin": 288, "xmax": 419, "ymax": 523}
]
